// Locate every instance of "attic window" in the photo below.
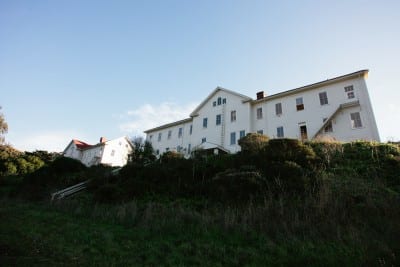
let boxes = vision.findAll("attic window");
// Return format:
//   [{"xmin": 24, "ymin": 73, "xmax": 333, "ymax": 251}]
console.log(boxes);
[
  {"xmin": 222, "ymin": 98, "xmax": 226, "ymax": 104},
  {"xmin": 213, "ymin": 101, "xmax": 216, "ymax": 107},
  {"xmin": 217, "ymin": 97, "xmax": 222, "ymax": 105}
]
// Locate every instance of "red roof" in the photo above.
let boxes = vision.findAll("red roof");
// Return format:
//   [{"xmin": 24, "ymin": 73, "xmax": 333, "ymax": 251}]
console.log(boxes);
[{"xmin": 72, "ymin": 139, "xmax": 92, "ymax": 149}]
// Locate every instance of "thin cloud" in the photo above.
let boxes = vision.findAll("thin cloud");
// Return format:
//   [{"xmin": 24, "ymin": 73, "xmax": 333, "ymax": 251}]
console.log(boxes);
[
  {"xmin": 8, "ymin": 130, "xmax": 88, "ymax": 152},
  {"xmin": 119, "ymin": 102, "xmax": 198, "ymax": 136}
]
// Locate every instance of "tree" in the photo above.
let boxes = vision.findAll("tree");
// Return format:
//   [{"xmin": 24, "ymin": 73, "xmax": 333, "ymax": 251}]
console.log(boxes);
[
  {"xmin": 0, "ymin": 106, "xmax": 8, "ymax": 144},
  {"xmin": 128, "ymin": 137, "xmax": 156, "ymax": 165}
]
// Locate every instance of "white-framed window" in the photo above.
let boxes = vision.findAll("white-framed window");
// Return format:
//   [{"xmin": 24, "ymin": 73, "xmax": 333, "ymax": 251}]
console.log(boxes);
[
  {"xmin": 350, "ymin": 112, "xmax": 362, "ymax": 128},
  {"xmin": 257, "ymin": 130, "xmax": 263, "ymax": 135},
  {"xmin": 158, "ymin": 133, "xmax": 162, "ymax": 142},
  {"xmin": 203, "ymin": 118, "xmax": 208, "ymax": 128},
  {"xmin": 239, "ymin": 130, "xmax": 245, "ymax": 139},
  {"xmin": 296, "ymin": 97, "xmax": 304, "ymax": 111},
  {"xmin": 188, "ymin": 144, "xmax": 191, "ymax": 154},
  {"xmin": 201, "ymin": 137, "xmax": 206, "ymax": 143},
  {"xmin": 319, "ymin": 92, "xmax": 328, "ymax": 105},
  {"xmin": 217, "ymin": 97, "xmax": 222, "ymax": 105},
  {"xmin": 230, "ymin": 132, "xmax": 236, "ymax": 145},
  {"xmin": 277, "ymin": 126, "xmax": 284, "ymax": 138},
  {"xmin": 149, "ymin": 135, "xmax": 153, "ymax": 140},
  {"xmin": 275, "ymin": 103, "xmax": 282, "ymax": 116},
  {"xmin": 213, "ymin": 101, "xmax": 216, "ymax": 107},
  {"xmin": 231, "ymin": 110, "xmax": 236, "ymax": 122},
  {"xmin": 189, "ymin": 125, "xmax": 193, "ymax": 135},
  {"xmin": 168, "ymin": 130, "xmax": 172, "ymax": 139},
  {"xmin": 345, "ymin": 85, "xmax": 355, "ymax": 99},
  {"xmin": 323, "ymin": 118, "xmax": 333, "ymax": 132},
  {"xmin": 222, "ymin": 98, "xmax": 226, "ymax": 104},
  {"xmin": 216, "ymin": 114, "xmax": 221, "ymax": 125},
  {"xmin": 178, "ymin": 127, "xmax": 183, "ymax": 138},
  {"xmin": 257, "ymin": 107, "xmax": 263, "ymax": 119}
]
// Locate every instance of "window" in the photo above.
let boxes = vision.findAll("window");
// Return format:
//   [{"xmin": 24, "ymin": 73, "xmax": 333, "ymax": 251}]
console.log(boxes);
[
  {"xmin": 323, "ymin": 118, "xmax": 333, "ymax": 132},
  {"xmin": 345, "ymin": 85, "xmax": 355, "ymax": 99},
  {"xmin": 257, "ymin": 130, "xmax": 263, "ymax": 135},
  {"xmin": 168, "ymin": 130, "xmax": 172, "ymax": 139},
  {"xmin": 188, "ymin": 144, "xmax": 191, "ymax": 154},
  {"xmin": 216, "ymin": 114, "xmax": 221, "ymax": 125},
  {"xmin": 203, "ymin": 118, "xmax": 208, "ymax": 128},
  {"xmin": 239, "ymin": 130, "xmax": 245, "ymax": 139},
  {"xmin": 319, "ymin": 92, "xmax": 328, "ymax": 105},
  {"xmin": 111, "ymin": 150, "xmax": 115, "ymax": 156},
  {"xmin": 189, "ymin": 125, "xmax": 193, "ymax": 135},
  {"xmin": 275, "ymin": 103, "xmax": 282, "ymax": 115},
  {"xmin": 222, "ymin": 98, "xmax": 226, "ymax": 104},
  {"xmin": 213, "ymin": 101, "xmax": 216, "ymax": 107},
  {"xmin": 230, "ymin": 132, "xmax": 236, "ymax": 145},
  {"xmin": 350, "ymin": 112, "xmax": 362, "ymax": 128},
  {"xmin": 231, "ymin": 110, "xmax": 236, "ymax": 122},
  {"xmin": 158, "ymin": 133, "xmax": 162, "ymax": 142},
  {"xmin": 296, "ymin": 97, "xmax": 304, "ymax": 111},
  {"xmin": 217, "ymin": 97, "xmax": 222, "ymax": 105},
  {"xmin": 177, "ymin": 146, "xmax": 182, "ymax": 152},
  {"xmin": 149, "ymin": 135, "xmax": 153, "ymax": 140},
  {"xmin": 277, "ymin": 126, "xmax": 284, "ymax": 138},
  {"xmin": 201, "ymin": 137, "xmax": 206, "ymax": 143},
  {"xmin": 166, "ymin": 147, "xmax": 170, "ymax": 152},
  {"xmin": 257, "ymin": 107, "xmax": 263, "ymax": 119},
  {"xmin": 156, "ymin": 149, "xmax": 159, "ymax": 155},
  {"xmin": 178, "ymin": 128, "xmax": 183, "ymax": 138}
]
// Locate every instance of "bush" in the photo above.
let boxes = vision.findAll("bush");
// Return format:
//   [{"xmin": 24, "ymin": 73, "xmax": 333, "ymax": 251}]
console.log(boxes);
[
  {"xmin": 264, "ymin": 139, "xmax": 316, "ymax": 168},
  {"xmin": 210, "ymin": 169, "xmax": 266, "ymax": 203},
  {"xmin": 238, "ymin": 133, "xmax": 269, "ymax": 155},
  {"xmin": 93, "ymin": 184, "xmax": 123, "ymax": 203}
]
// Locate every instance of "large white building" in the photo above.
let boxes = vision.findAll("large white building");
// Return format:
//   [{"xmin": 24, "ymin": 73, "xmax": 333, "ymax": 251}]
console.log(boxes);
[
  {"xmin": 63, "ymin": 136, "xmax": 134, "ymax": 167},
  {"xmin": 144, "ymin": 70, "xmax": 380, "ymax": 157}
]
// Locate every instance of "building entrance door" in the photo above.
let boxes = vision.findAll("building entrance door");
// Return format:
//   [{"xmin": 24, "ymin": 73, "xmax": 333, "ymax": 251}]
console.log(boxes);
[{"xmin": 300, "ymin": 125, "xmax": 308, "ymax": 141}]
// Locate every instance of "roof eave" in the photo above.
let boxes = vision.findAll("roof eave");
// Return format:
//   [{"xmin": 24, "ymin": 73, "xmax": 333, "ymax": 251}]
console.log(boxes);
[{"xmin": 252, "ymin": 69, "xmax": 369, "ymax": 104}]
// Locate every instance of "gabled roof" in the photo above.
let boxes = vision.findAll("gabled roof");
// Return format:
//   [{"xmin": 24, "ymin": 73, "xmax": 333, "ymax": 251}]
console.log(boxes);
[
  {"xmin": 189, "ymin": 87, "xmax": 252, "ymax": 117},
  {"xmin": 73, "ymin": 139, "xmax": 92, "ymax": 149}
]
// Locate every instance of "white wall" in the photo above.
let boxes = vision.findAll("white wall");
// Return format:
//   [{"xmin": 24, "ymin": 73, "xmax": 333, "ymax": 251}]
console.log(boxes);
[
  {"xmin": 146, "ymin": 73, "xmax": 380, "ymax": 156},
  {"xmin": 100, "ymin": 137, "xmax": 133, "ymax": 167}
]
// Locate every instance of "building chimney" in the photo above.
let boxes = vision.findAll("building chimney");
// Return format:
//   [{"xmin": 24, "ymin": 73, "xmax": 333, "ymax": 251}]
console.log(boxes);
[
  {"xmin": 100, "ymin": 137, "xmax": 107, "ymax": 143},
  {"xmin": 256, "ymin": 91, "xmax": 265, "ymax": 100}
]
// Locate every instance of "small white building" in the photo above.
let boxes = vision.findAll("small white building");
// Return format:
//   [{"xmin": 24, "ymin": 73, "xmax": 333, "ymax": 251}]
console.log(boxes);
[
  {"xmin": 144, "ymin": 70, "xmax": 380, "ymax": 157},
  {"xmin": 63, "ymin": 136, "xmax": 134, "ymax": 167}
]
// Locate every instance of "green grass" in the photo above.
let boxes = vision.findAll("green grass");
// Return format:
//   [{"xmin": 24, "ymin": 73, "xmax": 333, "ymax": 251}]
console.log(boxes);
[{"xmin": 0, "ymin": 199, "xmax": 369, "ymax": 266}]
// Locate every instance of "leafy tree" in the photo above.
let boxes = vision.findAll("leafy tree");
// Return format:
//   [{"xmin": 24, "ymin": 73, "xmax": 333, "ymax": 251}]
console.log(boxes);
[
  {"xmin": 128, "ymin": 137, "xmax": 156, "ymax": 165},
  {"xmin": 0, "ymin": 106, "xmax": 8, "ymax": 144}
]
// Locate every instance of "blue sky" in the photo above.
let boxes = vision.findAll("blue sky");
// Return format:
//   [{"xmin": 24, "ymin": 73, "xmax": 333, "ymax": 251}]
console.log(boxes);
[{"xmin": 1, "ymin": 0, "xmax": 399, "ymax": 151}]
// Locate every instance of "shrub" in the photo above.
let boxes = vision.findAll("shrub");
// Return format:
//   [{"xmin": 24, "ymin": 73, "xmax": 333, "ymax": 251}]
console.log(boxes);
[
  {"xmin": 238, "ymin": 133, "xmax": 269, "ymax": 155},
  {"xmin": 210, "ymin": 169, "xmax": 266, "ymax": 203},
  {"xmin": 93, "ymin": 184, "xmax": 123, "ymax": 203},
  {"xmin": 263, "ymin": 139, "xmax": 316, "ymax": 168}
]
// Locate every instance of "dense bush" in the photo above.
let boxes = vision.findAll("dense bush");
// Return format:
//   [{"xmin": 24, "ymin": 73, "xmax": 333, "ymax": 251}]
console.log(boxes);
[
  {"xmin": 210, "ymin": 169, "xmax": 266, "ymax": 203},
  {"xmin": 0, "ymin": 145, "xmax": 45, "ymax": 177},
  {"xmin": 20, "ymin": 157, "xmax": 87, "ymax": 200}
]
